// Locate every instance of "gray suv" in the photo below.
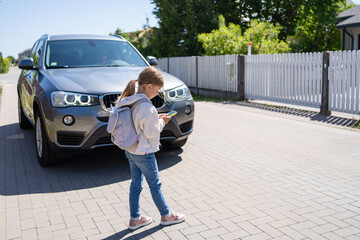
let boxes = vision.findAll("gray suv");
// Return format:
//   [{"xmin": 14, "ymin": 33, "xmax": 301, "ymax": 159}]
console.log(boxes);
[{"xmin": 17, "ymin": 34, "xmax": 194, "ymax": 166}]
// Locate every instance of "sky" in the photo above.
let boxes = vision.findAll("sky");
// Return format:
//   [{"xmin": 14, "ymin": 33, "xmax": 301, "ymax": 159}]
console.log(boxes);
[
  {"xmin": 1, "ymin": 0, "xmax": 360, "ymax": 58},
  {"xmin": 0, "ymin": 0, "xmax": 159, "ymax": 58}
]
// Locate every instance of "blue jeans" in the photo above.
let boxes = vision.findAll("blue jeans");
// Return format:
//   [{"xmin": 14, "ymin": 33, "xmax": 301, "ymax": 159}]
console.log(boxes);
[{"xmin": 125, "ymin": 151, "xmax": 170, "ymax": 218}]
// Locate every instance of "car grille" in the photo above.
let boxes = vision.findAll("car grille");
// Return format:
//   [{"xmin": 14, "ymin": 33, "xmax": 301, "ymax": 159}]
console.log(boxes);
[
  {"xmin": 57, "ymin": 132, "xmax": 84, "ymax": 145},
  {"xmin": 100, "ymin": 93, "xmax": 164, "ymax": 110},
  {"xmin": 151, "ymin": 96, "xmax": 165, "ymax": 108},
  {"xmin": 179, "ymin": 120, "xmax": 193, "ymax": 133},
  {"xmin": 101, "ymin": 93, "xmax": 121, "ymax": 109}
]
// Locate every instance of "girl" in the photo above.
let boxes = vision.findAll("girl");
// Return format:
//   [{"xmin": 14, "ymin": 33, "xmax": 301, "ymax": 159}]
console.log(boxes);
[{"xmin": 115, "ymin": 67, "xmax": 186, "ymax": 230}]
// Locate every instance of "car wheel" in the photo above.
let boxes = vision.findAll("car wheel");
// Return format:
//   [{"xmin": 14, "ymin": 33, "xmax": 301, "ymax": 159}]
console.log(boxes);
[
  {"xmin": 161, "ymin": 137, "xmax": 188, "ymax": 150},
  {"xmin": 35, "ymin": 110, "xmax": 61, "ymax": 166},
  {"xmin": 18, "ymin": 97, "xmax": 32, "ymax": 129}
]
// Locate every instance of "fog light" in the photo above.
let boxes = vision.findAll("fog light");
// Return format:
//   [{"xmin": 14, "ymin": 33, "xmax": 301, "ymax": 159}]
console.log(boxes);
[
  {"xmin": 185, "ymin": 105, "xmax": 192, "ymax": 114},
  {"xmin": 63, "ymin": 115, "xmax": 75, "ymax": 125}
]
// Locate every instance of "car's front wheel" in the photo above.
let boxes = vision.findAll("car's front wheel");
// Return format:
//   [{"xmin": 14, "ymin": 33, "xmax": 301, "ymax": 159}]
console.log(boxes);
[
  {"xmin": 161, "ymin": 137, "xmax": 188, "ymax": 150},
  {"xmin": 35, "ymin": 110, "xmax": 61, "ymax": 166}
]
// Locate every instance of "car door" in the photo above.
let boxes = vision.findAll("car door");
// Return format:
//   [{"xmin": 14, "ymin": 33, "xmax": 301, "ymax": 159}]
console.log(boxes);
[{"xmin": 20, "ymin": 39, "xmax": 44, "ymax": 122}]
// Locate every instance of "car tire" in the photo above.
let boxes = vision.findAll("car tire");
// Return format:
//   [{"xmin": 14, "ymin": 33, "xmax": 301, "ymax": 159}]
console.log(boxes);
[
  {"xmin": 161, "ymin": 137, "xmax": 188, "ymax": 150},
  {"xmin": 34, "ymin": 110, "xmax": 61, "ymax": 166},
  {"xmin": 18, "ymin": 97, "xmax": 33, "ymax": 129}
]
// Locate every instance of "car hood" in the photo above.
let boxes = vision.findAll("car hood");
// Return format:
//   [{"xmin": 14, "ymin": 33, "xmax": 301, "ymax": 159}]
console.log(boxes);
[{"xmin": 43, "ymin": 67, "xmax": 185, "ymax": 94}]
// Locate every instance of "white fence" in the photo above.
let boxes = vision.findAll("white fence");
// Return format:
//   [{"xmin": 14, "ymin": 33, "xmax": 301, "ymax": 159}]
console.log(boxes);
[
  {"xmin": 168, "ymin": 57, "xmax": 197, "ymax": 88},
  {"xmin": 197, "ymin": 55, "xmax": 238, "ymax": 92},
  {"xmin": 329, "ymin": 51, "xmax": 360, "ymax": 114},
  {"xmin": 159, "ymin": 55, "xmax": 238, "ymax": 92},
  {"xmin": 246, "ymin": 53, "xmax": 323, "ymax": 107},
  {"xmin": 158, "ymin": 51, "xmax": 360, "ymax": 115},
  {"xmin": 158, "ymin": 58, "xmax": 168, "ymax": 72}
]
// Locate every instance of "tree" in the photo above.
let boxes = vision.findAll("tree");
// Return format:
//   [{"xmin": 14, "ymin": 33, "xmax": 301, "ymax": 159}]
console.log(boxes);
[
  {"xmin": 235, "ymin": 0, "xmax": 348, "ymax": 41},
  {"xmin": 110, "ymin": 17, "xmax": 155, "ymax": 57},
  {"xmin": 289, "ymin": 1, "xmax": 355, "ymax": 52},
  {"xmin": 151, "ymin": 0, "xmax": 348, "ymax": 55},
  {"xmin": 198, "ymin": 15, "xmax": 290, "ymax": 55},
  {"xmin": 7, "ymin": 56, "xmax": 16, "ymax": 64},
  {"xmin": 244, "ymin": 20, "xmax": 291, "ymax": 54},
  {"xmin": 0, "ymin": 53, "xmax": 10, "ymax": 74},
  {"xmin": 150, "ymin": 0, "xmax": 219, "ymax": 57},
  {"xmin": 198, "ymin": 15, "xmax": 244, "ymax": 55}
]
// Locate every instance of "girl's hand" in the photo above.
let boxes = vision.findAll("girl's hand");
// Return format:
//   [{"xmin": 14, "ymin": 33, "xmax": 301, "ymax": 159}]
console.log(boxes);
[
  {"xmin": 158, "ymin": 113, "xmax": 167, "ymax": 118},
  {"xmin": 160, "ymin": 115, "xmax": 171, "ymax": 124}
]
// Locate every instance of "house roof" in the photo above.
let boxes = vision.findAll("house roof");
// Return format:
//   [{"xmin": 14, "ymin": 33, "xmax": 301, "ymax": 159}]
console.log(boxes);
[{"xmin": 336, "ymin": 5, "xmax": 360, "ymax": 28}]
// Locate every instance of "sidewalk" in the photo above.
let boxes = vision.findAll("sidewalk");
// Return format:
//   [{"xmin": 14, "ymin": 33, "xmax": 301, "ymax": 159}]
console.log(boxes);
[{"xmin": 1, "ymin": 68, "xmax": 360, "ymax": 239}]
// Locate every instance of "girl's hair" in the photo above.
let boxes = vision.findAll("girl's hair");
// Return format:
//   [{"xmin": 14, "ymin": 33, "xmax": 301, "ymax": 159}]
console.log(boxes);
[{"xmin": 116, "ymin": 67, "xmax": 164, "ymax": 102}]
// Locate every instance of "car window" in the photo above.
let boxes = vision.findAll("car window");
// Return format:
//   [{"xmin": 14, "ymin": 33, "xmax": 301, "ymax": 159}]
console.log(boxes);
[
  {"xmin": 33, "ymin": 40, "xmax": 44, "ymax": 67},
  {"xmin": 45, "ymin": 39, "xmax": 148, "ymax": 68},
  {"xmin": 30, "ymin": 41, "xmax": 39, "ymax": 59}
]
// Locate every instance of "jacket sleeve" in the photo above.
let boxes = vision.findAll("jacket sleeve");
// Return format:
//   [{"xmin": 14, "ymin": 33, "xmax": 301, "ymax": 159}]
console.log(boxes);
[{"xmin": 137, "ymin": 103, "xmax": 165, "ymax": 139}]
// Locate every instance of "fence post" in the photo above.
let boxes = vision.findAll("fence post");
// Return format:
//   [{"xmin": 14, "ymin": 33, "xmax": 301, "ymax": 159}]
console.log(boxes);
[
  {"xmin": 167, "ymin": 57, "xmax": 170, "ymax": 73},
  {"xmin": 320, "ymin": 51, "xmax": 330, "ymax": 114},
  {"xmin": 196, "ymin": 56, "xmax": 199, "ymax": 96},
  {"xmin": 237, "ymin": 55, "xmax": 245, "ymax": 100}
]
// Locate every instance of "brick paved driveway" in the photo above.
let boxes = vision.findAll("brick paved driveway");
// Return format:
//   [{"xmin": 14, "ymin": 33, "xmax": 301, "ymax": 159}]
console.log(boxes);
[{"xmin": 1, "ymin": 68, "xmax": 360, "ymax": 240}]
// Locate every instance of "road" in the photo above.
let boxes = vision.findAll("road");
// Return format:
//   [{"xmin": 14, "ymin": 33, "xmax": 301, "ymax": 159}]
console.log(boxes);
[{"xmin": 1, "ymin": 67, "xmax": 360, "ymax": 239}]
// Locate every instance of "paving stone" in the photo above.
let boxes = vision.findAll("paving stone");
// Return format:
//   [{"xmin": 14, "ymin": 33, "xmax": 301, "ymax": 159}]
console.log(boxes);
[
  {"xmin": 199, "ymin": 227, "xmax": 229, "ymax": 239},
  {"xmin": 21, "ymin": 228, "xmax": 37, "ymax": 240},
  {"xmin": 311, "ymin": 223, "xmax": 340, "ymax": 235},
  {"xmin": 321, "ymin": 232, "xmax": 346, "ymax": 240},
  {"xmin": 241, "ymin": 232, "xmax": 272, "ymax": 240},
  {"xmin": 332, "ymin": 226, "xmax": 360, "ymax": 238},
  {"xmin": 257, "ymin": 223, "xmax": 284, "ymax": 238},
  {"xmin": 186, "ymin": 233, "xmax": 206, "ymax": 240},
  {"xmin": 179, "ymin": 224, "xmax": 209, "ymax": 236},
  {"xmin": 279, "ymin": 226, "xmax": 308, "ymax": 240},
  {"xmin": 165, "ymin": 230, "xmax": 188, "ymax": 240},
  {"xmin": 236, "ymin": 221, "xmax": 262, "ymax": 235}
]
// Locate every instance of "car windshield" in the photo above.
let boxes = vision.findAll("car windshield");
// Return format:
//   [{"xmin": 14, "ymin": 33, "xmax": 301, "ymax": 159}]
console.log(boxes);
[{"xmin": 45, "ymin": 39, "xmax": 148, "ymax": 68}]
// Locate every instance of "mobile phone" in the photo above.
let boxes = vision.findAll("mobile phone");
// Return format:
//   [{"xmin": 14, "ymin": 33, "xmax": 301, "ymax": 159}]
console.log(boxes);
[{"xmin": 167, "ymin": 110, "xmax": 177, "ymax": 117}]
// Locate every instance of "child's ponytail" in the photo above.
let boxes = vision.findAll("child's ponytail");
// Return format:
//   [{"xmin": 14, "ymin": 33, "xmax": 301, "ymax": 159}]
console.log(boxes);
[
  {"xmin": 117, "ymin": 79, "xmax": 137, "ymax": 102},
  {"xmin": 115, "ymin": 67, "xmax": 164, "ymax": 104}
]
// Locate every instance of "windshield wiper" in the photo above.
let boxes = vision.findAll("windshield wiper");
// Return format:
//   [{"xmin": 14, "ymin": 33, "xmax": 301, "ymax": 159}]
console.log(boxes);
[
  {"xmin": 46, "ymin": 65, "xmax": 70, "ymax": 69},
  {"xmin": 105, "ymin": 64, "xmax": 127, "ymax": 67},
  {"xmin": 46, "ymin": 65, "xmax": 87, "ymax": 69},
  {"xmin": 46, "ymin": 64, "xmax": 129, "ymax": 69}
]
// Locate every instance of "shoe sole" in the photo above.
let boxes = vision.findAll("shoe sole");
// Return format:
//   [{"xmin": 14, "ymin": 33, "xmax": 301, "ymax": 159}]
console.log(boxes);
[
  {"xmin": 128, "ymin": 219, "xmax": 153, "ymax": 230},
  {"xmin": 160, "ymin": 216, "xmax": 186, "ymax": 226}
]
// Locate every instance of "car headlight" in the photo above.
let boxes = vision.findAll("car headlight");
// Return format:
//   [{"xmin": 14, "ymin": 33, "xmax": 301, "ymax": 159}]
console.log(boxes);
[
  {"xmin": 165, "ymin": 85, "xmax": 192, "ymax": 102},
  {"xmin": 51, "ymin": 91, "xmax": 99, "ymax": 107}
]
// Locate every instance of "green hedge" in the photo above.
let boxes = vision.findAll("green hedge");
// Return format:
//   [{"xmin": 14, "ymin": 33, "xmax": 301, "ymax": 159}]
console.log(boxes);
[{"xmin": 0, "ymin": 56, "xmax": 11, "ymax": 74}]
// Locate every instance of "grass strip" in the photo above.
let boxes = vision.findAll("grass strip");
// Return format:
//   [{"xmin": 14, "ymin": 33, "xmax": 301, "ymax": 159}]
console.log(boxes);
[
  {"xmin": 352, "ymin": 121, "xmax": 360, "ymax": 129},
  {"xmin": 192, "ymin": 95, "xmax": 239, "ymax": 102}
]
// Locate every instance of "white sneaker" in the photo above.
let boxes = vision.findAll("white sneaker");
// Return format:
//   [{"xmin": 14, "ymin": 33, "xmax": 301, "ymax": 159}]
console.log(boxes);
[
  {"xmin": 160, "ymin": 210, "xmax": 186, "ymax": 226},
  {"xmin": 128, "ymin": 216, "xmax": 153, "ymax": 230}
]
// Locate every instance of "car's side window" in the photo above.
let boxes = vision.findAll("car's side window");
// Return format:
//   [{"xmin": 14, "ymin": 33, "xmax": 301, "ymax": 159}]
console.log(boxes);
[
  {"xmin": 30, "ymin": 41, "xmax": 39, "ymax": 59},
  {"xmin": 33, "ymin": 40, "xmax": 44, "ymax": 67}
]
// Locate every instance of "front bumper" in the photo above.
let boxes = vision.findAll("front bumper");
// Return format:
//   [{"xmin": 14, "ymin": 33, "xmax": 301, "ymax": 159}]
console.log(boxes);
[{"xmin": 44, "ymin": 99, "xmax": 195, "ymax": 151}]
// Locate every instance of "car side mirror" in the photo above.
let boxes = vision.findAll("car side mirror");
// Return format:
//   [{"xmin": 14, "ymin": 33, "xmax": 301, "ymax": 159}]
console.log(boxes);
[
  {"xmin": 18, "ymin": 58, "xmax": 38, "ymax": 70},
  {"xmin": 146, "ymin": 56, "xmax": 158, "ymax": 66}
]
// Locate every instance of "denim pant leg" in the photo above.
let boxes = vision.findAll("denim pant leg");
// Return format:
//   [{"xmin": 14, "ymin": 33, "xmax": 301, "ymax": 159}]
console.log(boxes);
[
  {"xmin": 125, "ymin": 152, "xmax": 144, "ymax": 218},
  {"xmin": 141, "ymin": 153, "xmax": 170, "ymax": 216},
  {"xmin": 126, "ymin": 152, "xmax": 170, "ymax": 216}
]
